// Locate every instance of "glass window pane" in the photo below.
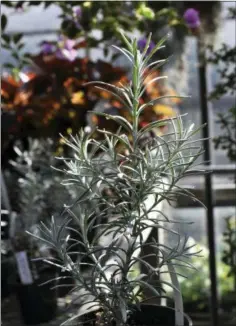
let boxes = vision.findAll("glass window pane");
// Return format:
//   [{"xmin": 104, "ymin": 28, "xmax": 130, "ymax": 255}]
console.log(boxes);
[{"xmin": 1, "ymin": 4, "xmax": 61, "ymax": 33}]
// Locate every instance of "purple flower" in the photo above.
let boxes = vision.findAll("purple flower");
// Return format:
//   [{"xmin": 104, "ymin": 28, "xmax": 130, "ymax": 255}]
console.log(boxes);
[
  {"xmin": 41, "ymin": 41, "xmax": 54, "ymax": 55},
  {"xmin": 183, "ymin": 8, "xmax": 200, "ymax": 29},
  {"xmin": 73, "ymin": 6, "xmax": 82, "ymax": 18},
  {"xmin": 71, "ymin": 6, "xmax": 82, "ymax": 29},
  {"xmin": 137, "ymin": 38, "xmax": 155, "ymax": 55}
]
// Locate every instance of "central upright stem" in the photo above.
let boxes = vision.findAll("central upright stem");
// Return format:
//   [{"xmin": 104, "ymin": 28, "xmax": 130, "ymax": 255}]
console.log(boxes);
[{"xmin": 131, "ymin": 42, "xmax": 140, "ymax": 150}]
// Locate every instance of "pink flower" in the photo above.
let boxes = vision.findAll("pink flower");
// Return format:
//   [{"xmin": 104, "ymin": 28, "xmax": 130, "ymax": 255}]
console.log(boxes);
[
  {"xmin": 183, "ymin": 8, "xmax": 200, "ymax": 29},
  {"xmin": 56, "ymin": 36, "xmax": 77, "ymax": 62},
  {"xmin": 56, "ymin": 49, "xmax": 77, "ymax": 62}
]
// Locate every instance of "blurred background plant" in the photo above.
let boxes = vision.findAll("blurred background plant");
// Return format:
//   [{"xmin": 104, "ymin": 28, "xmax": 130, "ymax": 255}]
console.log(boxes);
[
  {"xmin": 206, "ymin": 6, "xmax": 236, "ymax": 314},
  {"xmin": 5, "ymin": 137, "xmax": 87, "ymax": 252},
  {"xmin": 2, "ymin": 137, "xmax": 87, "ymax": 303},
  {"xmin": 221, "ymin": 216, "xmax": 236, "ymax": 293},
  {"xmin": 3, "ymin": 139, "xmax": 67, "ymax": 269},
  {"xmin": 1, "ymin": 1, "xmax": 222, "ymax": 167},
  {"xmin": 9, "ymin": 138, "xmax": 69, "ymax": 229},
  {"xmin": 208, "ymin": 5, "xmax": 236, "ymax": 162},
  {"xmin": 174, "ymin": 238, "xmax": 235, "ymax": 313}
]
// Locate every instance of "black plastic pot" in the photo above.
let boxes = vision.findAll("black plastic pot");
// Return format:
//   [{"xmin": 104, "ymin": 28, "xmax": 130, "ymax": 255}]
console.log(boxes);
[
  {"xmin": 80, "ymin": 304, "xmax": 192, "ymax": 326},
  {"xmin": 1, "ymin": 256, "xmax": 16, "ymax": 299},
  {"xmin": 16, "ymin": 267, "xmax": 57, "ymax": 325}
]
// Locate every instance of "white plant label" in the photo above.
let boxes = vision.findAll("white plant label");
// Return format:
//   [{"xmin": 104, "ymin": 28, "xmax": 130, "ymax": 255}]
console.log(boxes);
[{"xmin": 15, "ymin": 251, "xmax": 33, "ymax": 285}]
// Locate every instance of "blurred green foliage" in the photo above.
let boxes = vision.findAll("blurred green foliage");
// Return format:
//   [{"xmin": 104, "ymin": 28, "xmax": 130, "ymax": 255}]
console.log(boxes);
[
  {"xmin": 222, "ymin": 216, "xmax": 236, "ymax": 292},
  {"xmin": 208, "ymin": 6, "xmax": 236, "ymax": 162},
  {"xmin": 178, "ymin": 241, "xmax": 235, "ymax": 312}
]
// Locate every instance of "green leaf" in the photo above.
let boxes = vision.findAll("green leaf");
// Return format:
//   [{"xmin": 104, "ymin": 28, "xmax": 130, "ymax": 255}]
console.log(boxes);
[
  {"xmin": 3, "ymin": 63, "xmax": 15, "ymax": 69},
  {"xmin": 90, "ymin": 111, "xmax": 133, "ymax": 133},
  {"xmin": 96, "ymin": 129, "xmax": 133, "ymax": 151},
  {"xmin": 17, "ymin": 43, "xmax": 25, "ymax": 50},
  {"xmin": 60, "ymin": 302, "xmax": 99, "ymax": 325},
  {"xmin": 2, "ymin": 33, "xmax": 10, "ymax": 43},
  {"xmin": 1, "ymin": 14, "xmax": 7, "ymax": 31},
  {"xmin": 139, "ymin": 76, "xmax": 168, "ymax": 98},
  {"xmin": 141, "ymin": 33, "xmax": 152, "ymax": 58},
  {"xmin": 12, "ymin": 52, "xmax": 20, "ymax": 60},
  {"xmin": 13, "ymin": 33, "xmax": 23, "ymax": 44},
  {"xmin": 103, "ymin": 47, "xmax": 109, "ymax": 57},
  {"xmin": 138, "ymin": 95, "xmax": 190, "ymax": 115},
  {"xmin": 44, "ymin": 1, "xmax": 52, "ymax": 9},
  {"xmin": 138, "ymin": 118, "xmax": 170, "ymax": 137},
  {"xmin": 118, "ymin": 29, "xmax": 133, "ymax": 52},
  {"xmin": 143, "ymin": 33, "xmax": 170, "ymax": 65},
  {"xmin": 93, "ymin": 85, "xmax": 130, "ymax": 110},
  {"xmin": 135, "ymin": 279, "xmax": 161, "ymax": 297},
  {"xmin": 112, "ymin": 45, "xmax": 133, "ymax": 63}
]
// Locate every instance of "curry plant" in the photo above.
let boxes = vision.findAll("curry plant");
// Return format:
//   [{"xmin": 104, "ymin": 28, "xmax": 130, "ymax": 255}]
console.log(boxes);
[{"xmin": 28, "ymin": 31, "xmax": 204, "ymax": 326}]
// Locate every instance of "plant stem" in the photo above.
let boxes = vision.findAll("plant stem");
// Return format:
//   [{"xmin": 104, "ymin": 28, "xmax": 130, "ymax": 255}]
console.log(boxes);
[{"xmin": 167, "ymin": 263, "xmax": 184, "ymax": 326}]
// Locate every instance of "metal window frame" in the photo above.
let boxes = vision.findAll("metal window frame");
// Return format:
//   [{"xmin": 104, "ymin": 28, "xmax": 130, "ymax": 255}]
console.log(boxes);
[{"xmin": 197, "ymin": 37, "xmax": 236, "ymax": 326}]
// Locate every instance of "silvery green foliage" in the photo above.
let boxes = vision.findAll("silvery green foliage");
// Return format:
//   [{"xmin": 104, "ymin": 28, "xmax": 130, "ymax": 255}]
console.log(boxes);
[
  {"xmin": 10, "ymin": 139, "xmax": 74, "ymax": 232},
  {"xmin": 28, "ymin": 32, "xmax": 204, "ymax": 326}
]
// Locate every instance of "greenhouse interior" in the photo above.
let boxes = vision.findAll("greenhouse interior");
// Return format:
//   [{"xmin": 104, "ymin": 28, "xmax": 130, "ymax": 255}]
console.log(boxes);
[{"xmin": 1, "ymin": 1, "xmax": 236, "ymax": 326}]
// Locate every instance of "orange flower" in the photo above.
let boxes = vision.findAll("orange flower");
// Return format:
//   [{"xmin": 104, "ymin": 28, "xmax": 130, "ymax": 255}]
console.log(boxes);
[
  {"xmin": 53, "ymin": 102, "xmax": 60, "ymax": 110},
  {"xmin": 99, "ymin": 90, "xmax": 111, "ymax": 99},
  {"xmin": 166, "ymin": 87, "xmax": 182, "ymax": 104},
  {"xmin": 14, "ymin": 90, "xmax": 32, "ymax": 106},
  {"xmin": 71, "ymin": 91, "xmax": 85, "ymax": 105},
  {"xmin": 112, "ymin": 100, "xmax": 123, "ymax": 108},
  {"xmin": 1, "ymin": 88, "xmax": 9, "ymax": 99},
  {"xmin": 91, "ymin": 114, "xmax": 99, "ymax": 125}
]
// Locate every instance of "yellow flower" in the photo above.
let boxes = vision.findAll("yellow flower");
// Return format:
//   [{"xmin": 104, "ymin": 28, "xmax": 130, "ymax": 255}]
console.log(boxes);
[
  {"xmin": 83, "ymin": 2, "xmax": 91, "ymax": 8},
  {"xmin": 153, "ymin": 104, "xmax": 176, "ymax": 117},
  {"xmin": 67, "ymin": 128, "xmax": 72, "ymax": 134},
  {"xmin": 71, "ymin": 91, "xmax": 85, "ymax": 105}
]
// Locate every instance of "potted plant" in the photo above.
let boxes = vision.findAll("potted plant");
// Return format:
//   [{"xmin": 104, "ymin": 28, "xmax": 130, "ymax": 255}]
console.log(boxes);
[
  {"xmin": 28, "ymin": 31, "xmax": 205, "ymax": 326},
  {"xmin": 5, "ymin": 139, "xmax": 65, "ymax": 324},
  {"xmin": 9, "ymin": 138, "xmax": 88, "ymax": 298}
]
